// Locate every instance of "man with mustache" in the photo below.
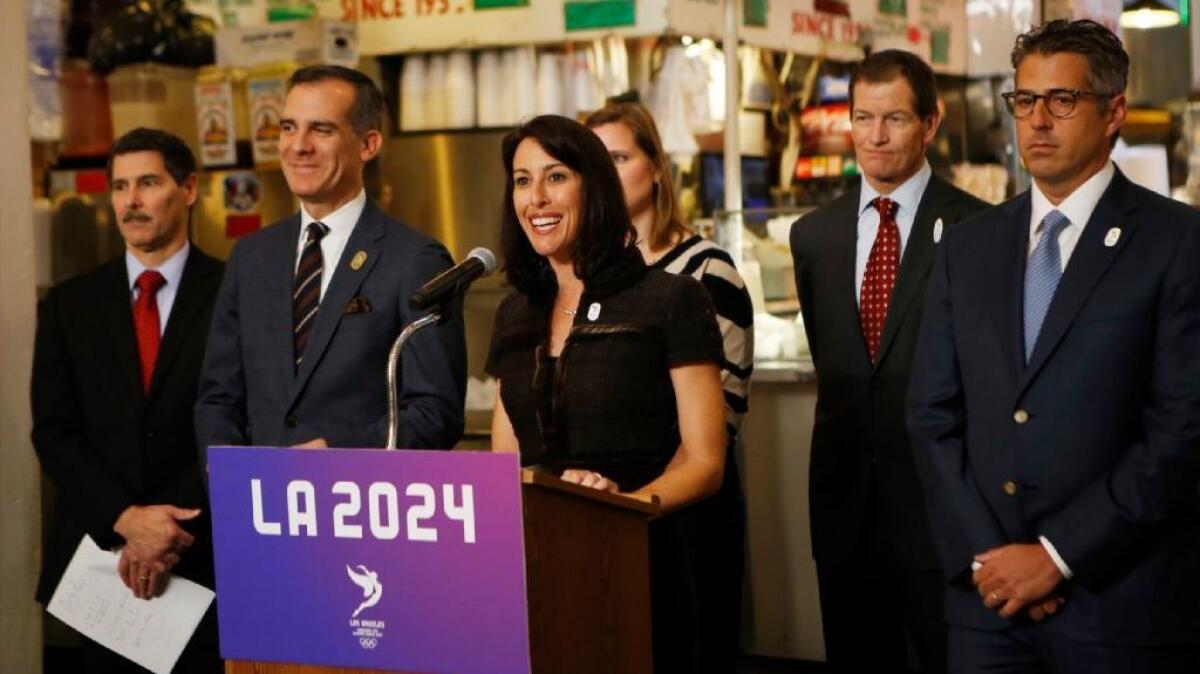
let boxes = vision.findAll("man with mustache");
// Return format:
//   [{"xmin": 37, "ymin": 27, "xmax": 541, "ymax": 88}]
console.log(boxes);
[
  {"xmin": 31, "ymin": 128, "xmax": 223, "ymax": 671},
  {"xmin": 789, "ymin": 49, "xmax": 988, "ymax": 673},
  {"xmin": 908, "ymin": 20, "xmax": 1200, "ymax": 672}
]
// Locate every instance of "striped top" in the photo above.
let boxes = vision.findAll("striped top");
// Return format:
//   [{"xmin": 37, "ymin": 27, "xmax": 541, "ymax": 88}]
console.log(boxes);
[{"xmin": 653, "ymin": 235, "xmax": 754, "ymax": 439}]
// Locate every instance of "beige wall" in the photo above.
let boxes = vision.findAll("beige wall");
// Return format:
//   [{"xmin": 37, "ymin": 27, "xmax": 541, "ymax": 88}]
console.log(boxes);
[{"xmin": 0, "ymin": 0, "xmax": 43, "ymax": 670}]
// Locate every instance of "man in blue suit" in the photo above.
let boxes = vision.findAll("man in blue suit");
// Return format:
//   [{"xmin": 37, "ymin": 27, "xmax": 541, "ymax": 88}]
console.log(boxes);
[
  {"xmin": 196, "ymin": 65, "xmax": 466, "ymax": 453},
  {"xmin": 908, "ymin": 20, "xmax": 1200, "ymax": 673}
]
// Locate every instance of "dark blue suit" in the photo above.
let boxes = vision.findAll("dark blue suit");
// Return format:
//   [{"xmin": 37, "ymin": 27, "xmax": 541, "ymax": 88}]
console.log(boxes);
[
  {"xmin": 908, "ymin": 168, "xmax": 1200, "ymax": 670},
  {"xmin": 196, "ymin": 200, "xmax": 466, "ymax": 453}
]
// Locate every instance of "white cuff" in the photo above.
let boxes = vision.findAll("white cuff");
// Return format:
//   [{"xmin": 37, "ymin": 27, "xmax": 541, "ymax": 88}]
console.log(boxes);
[{"xmin": 1038, "ymin": 535, "xmax": 1074, "ymax": 580}]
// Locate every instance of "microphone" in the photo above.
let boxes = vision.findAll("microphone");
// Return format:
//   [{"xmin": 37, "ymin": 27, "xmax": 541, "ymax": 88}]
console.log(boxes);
[{"xmin": 409, "ymin": 247, "xmax": 497, "ymax": 311}]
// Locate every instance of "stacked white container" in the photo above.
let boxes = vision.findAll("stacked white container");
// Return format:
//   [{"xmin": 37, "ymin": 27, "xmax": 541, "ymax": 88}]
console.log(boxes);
[
  {"xmin": 445, "ymin": 50, "xmax": 476, "ymax": 129},
  {"xmin": 399, "ymin": 54, "xmax": 427, "ymax": 131}
]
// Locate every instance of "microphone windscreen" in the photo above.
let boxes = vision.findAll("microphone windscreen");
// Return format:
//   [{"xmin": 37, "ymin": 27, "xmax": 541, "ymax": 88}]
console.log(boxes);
[{"xmin": 468, "ymin": 247, "xmax": 497, "ymax": 275}]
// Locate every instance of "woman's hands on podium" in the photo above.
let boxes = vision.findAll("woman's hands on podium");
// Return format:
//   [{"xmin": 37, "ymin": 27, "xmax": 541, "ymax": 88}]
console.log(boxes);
[{"xmin": 560, "ymin": 469, "xmax": 620, "ymax": 494}]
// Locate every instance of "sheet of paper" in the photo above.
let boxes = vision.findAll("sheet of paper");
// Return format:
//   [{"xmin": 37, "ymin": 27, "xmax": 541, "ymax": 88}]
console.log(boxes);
[{"xmin": 47, "ymin": 536, "xmax": 215, "ymax": 674}]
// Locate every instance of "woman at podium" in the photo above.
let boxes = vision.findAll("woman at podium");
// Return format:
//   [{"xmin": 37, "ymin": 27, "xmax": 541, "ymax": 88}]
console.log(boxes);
[{"xmin": 486, "ymin": 114, "xmax": 728, "ymax": 672}]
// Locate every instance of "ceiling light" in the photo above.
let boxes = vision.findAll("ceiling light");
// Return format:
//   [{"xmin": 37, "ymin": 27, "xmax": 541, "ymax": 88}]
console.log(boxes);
[{"xmin": 1120, "ymin": 0, "xmax": 1180, "ymax": 29}]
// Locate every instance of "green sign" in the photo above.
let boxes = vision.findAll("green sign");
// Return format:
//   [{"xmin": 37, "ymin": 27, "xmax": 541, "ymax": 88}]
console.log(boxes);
[
  {"xmin": 744, "ymin": 0, "xmax": 767, "ymax": 27},
  {"xmin": 475, "ymin": 0, "xmax": 529, "ymax": 9},
  {"xmin": 564, "ymin": 0, "xmax": 636, "ymax": 31},
  {"xmin": 930, "ymin": 27, "xmax": 950, "ymax": 64}
]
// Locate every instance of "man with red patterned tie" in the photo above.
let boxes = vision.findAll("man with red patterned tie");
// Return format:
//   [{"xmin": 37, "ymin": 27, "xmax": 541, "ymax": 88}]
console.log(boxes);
[
  {"xmin": 789, "ymin": 50, "xmax": 989, "ymax": 673},
  {"xmin": 31, "ymin": 128, "xmax": 223, "ymax": 673}
]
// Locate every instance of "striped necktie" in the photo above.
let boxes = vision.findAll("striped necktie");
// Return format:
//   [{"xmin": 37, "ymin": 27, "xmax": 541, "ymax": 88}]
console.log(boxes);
[
  {"xmin": 294, "ymin": 221, "xmax": 329, "ymax": 369},
  {"xmin": 1023, "ymin": 209, "xmax": 1071, "ymax": 362}
]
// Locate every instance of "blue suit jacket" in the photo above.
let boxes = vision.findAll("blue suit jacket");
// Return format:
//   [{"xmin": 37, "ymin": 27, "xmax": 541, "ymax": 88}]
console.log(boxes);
[
  {"xmin": 907, "ymin": 168, "xmax": 1200, "ymax": 645},
  {"xmin": 195, "ymin": 200, "xmax": 467, "ymax": 453}
]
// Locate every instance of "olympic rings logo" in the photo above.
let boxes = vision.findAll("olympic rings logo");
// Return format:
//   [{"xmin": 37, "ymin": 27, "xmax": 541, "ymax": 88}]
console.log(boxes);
[{"xmin": 359, "ymin": 637, "xmax": 378, "ymax": 649}]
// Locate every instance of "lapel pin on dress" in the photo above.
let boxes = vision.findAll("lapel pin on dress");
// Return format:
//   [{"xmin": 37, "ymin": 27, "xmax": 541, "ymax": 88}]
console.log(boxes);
[
  {"xmin": 1104, "ymin": 227, "xmax": 1121, "ymax": 248},
  {"xmin": 350, "ymin": 250, "xmax": 368, "ymax": 270},
  {"xmin": 933, "ymin": 218, "xmax": 944, "ymax": 243},
  {"xmin": 587, "ymin": 302, "xmax": 601, "ymax": 321}
]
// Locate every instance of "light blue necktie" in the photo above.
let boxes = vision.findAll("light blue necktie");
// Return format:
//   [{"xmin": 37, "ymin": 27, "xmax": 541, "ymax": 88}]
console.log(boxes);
[{"xmin": 1023, "ymin": 209, "xmax": 1071, "ymax": 362}]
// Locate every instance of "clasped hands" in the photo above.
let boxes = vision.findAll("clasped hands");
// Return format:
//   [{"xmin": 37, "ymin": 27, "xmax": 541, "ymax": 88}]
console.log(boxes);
[
  {"xmin": 113, "ymin": 505, "xmax": 202, "ymax": 600},
  {"xmin": 560, "ymin": 469, "xmax": 619, "ymax": 494},
  {"xmin": 972, "ymin": 543, "xmax": 1065, "ymax": 622}
]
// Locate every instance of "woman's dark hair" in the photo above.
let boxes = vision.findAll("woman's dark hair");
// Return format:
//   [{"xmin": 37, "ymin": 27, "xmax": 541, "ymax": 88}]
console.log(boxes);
[{"xmin": 500, "ymin": 115, "xmax": 635, "ymax": 299}]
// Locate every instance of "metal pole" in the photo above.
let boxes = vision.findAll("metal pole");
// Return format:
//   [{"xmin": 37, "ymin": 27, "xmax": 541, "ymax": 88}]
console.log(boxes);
[
  {"xmin": 385, "ymin": 311, "xmax": 442, "ymax": 449},
  {"xmin": 723, "ymin": 0, "xmax": 745, "ymax": 263}
]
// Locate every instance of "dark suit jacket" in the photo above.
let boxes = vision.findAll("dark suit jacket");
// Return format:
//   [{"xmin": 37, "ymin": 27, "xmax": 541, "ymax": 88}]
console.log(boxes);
[
  {"xmin": 195, "ymin": 200, "xmax": 467, "ymax": 453},
  {"xmin": 908, "ymin": 168, "xmax": 1200, "ymax": 644},
  {"xmin": 791, "ymin": 174, "xmax": 989, "ymax": 569},
  {"xmin": 31, "ymin": 248, "xmax": 224, "ymax": 602}
]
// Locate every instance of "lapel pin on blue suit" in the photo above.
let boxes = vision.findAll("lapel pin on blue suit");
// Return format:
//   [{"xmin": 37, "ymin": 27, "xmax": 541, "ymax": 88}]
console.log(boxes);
[
  {"xmin": 933, "ymin": 218, "xmax": 944, "ymax": 243},
  {"xmin": 587, "ymin": 302, "xmax": 601, "ymax": 321},
  {"xmin": 350, "ymin": 250, "xmax": 368, "ymax": 270},
  {"xmin": 1105, "ymin": 227, "xmax": 1121, "ymax": 247}
]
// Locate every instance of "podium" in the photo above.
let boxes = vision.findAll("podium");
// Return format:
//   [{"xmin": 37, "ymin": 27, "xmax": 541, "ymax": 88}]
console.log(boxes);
[{"xmin": 210, "ymin": 448, "xmax": 660, "ymax": 674}]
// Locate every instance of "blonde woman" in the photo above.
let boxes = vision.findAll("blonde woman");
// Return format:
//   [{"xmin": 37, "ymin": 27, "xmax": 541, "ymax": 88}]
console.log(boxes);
[{"xmin": 587, "ymin": 103, "xmax": 754, "ymax": 671}]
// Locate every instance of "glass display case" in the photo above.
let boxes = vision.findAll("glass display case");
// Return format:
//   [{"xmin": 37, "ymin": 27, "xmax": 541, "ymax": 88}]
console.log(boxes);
[{"xmin": 714, "ymin": 207, "xmax": 814, "ymax": 373}]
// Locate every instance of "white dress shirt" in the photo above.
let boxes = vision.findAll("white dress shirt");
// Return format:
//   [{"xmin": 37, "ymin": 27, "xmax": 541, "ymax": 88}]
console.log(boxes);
[
  {"xmin": 1028, "ymin": 161, "xmax": 1115, "ymax": 270},
  {"xmin": 855, "ymin": 161, "xmax": 933, "ymax": 304},
  {"xmin": 126, "ymin": 242, "xmax": 190, "ymax": 335},
  {"xmin": 296, "ymin": 189, "xmax": 367, "ymax": 301},
  {"xmin": 1023, "ymin": 161, "xmax": 1115, "ymax": 581}
]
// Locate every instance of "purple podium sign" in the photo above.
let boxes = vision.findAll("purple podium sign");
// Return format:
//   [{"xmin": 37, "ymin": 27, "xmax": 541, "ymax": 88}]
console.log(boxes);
[{"xmin": 207, "ymin": 446, "xmax": 531, "ymax": 674}]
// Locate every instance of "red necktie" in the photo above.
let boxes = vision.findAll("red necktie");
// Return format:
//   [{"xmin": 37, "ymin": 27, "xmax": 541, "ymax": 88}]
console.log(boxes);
[
  {"xmin": 133, "ymin": 270, "xmax": 166, "ymax": 394},
  {"xmin": 860, "ymin": 197, "xmax": 900, "ymax": 363}
]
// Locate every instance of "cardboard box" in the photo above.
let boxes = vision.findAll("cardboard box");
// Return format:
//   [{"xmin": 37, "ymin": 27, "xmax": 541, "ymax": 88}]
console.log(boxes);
[{"xmin": 215, "ymin": 18, "xmax": 357, "ymax": 68}]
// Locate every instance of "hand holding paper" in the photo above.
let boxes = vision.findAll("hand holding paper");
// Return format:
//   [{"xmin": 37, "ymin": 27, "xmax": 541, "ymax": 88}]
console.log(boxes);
[{"xmin": 48, "ymin": 536, "xmax": 214, "ymax": 674}]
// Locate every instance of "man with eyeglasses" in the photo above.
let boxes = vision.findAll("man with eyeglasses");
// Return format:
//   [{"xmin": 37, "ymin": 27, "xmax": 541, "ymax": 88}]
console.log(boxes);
[{"xmin": 908, "ymin": 19, "xmax": 1200, "ymax": 673}]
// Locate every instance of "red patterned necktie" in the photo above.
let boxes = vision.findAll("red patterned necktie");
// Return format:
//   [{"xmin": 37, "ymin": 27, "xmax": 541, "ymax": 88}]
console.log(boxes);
[
  {"xmin": 133, "ymin": 269, "xmax": 166, "ymax": 394},
  {"xmin": 860, "ymin": 197, "xmax": 900, "ymax": 363}
]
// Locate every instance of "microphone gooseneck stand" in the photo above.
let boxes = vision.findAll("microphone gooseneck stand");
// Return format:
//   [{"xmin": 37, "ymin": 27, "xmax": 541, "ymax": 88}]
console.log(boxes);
[{"xmin": 384, "ymin": 309, "xmax": 443, "ymax": 450}]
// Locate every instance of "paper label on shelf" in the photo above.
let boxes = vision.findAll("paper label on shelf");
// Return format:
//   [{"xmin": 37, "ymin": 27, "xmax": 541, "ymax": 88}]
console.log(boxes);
[
  {"xmin": 221, "ymin": 171, "xmax": 262, "ymax": 214},
  {"xmin": 215, "ymin": 18, "xmax": 358, "ymax": 67},
  {"xmin": 247, "ymin": 75, "xmax": 287, "ymax": 166},
  {"xmin": 195, "ymin": 80, "xmax": 238, "ymax": 168}
]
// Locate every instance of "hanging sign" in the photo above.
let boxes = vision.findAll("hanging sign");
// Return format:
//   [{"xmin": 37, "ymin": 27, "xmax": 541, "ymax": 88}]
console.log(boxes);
[{"xmin": 565, "ymin": 0, "xmax": 637, "ymax": 30}]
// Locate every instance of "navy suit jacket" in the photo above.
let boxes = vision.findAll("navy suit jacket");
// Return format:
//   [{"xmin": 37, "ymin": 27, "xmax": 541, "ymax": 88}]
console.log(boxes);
[
  {"xmin": 907, "ymin": 168, "xmax": 1200, "ymax": 645},
  {"xmin": 195, "ymin": 200, "xmax": 467, "ymax": 454}
]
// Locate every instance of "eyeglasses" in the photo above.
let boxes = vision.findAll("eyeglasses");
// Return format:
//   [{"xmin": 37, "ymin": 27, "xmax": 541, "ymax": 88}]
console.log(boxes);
[{"xmin": 1001, "ymin": 88, "xmax": 1115, "ymax": 119}]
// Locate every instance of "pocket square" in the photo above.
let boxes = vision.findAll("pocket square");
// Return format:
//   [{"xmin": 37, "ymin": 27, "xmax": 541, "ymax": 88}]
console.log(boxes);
[{"xmin": 344, "ymin": 296, "xmax": 372, "ymax": 315}]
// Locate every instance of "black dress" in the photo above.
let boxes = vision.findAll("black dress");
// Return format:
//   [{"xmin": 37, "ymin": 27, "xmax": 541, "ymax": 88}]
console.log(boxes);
[{"xmin": 486, "ymin": 251, "xmax": 724, "ymax": 672}]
